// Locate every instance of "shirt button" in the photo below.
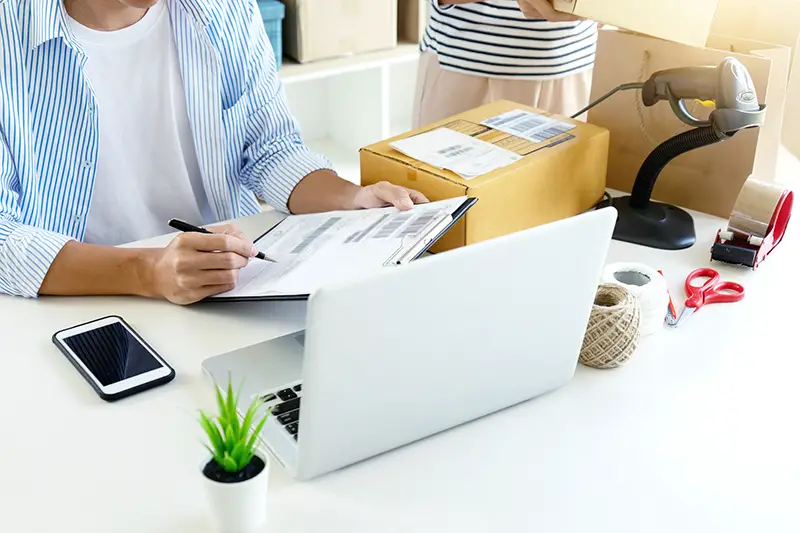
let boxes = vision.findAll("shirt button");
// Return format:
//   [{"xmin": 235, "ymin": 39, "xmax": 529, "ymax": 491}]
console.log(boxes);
[
  {"xmin": 83, "ymin": 161, "xmax": 92, "ymax": 169},
  {"xmin": 74, "ymin": 215, "xmax": 82, "ymax": 222}
]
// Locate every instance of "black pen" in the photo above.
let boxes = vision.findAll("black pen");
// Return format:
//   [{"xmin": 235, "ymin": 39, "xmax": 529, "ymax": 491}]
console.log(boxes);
[{"xmin": 168, "ymin": 219, "xmax": 276, "ymax": 263}]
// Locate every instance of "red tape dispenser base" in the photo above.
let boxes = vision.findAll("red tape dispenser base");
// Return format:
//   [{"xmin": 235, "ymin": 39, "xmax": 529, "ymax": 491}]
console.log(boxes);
[{"xmin": 711, "ymin": 179, "xmax": 793, "ymax": 270}]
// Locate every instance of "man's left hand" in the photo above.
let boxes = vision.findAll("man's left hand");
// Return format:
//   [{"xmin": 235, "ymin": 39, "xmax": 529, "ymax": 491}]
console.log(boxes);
[{"xmin": 352, "ymin": 181, "xmax": 429, "ymax": 210}]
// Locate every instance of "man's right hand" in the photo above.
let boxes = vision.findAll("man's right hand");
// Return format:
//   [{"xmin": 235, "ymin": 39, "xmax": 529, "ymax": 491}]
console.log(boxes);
[
  {"xmin": 517, "ymin": 0, "xmax": 581, "ymax": 22},
  {"xmin": 142, "ymin": 224, "xmax": 257, "ymax": 305}
]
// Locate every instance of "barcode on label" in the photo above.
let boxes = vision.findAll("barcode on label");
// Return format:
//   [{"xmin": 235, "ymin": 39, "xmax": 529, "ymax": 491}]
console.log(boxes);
[
  {"xmin": 483, "ymin": 110, "xmax": 574, "ymax": 144},
  {"xmin": 291, "ymin": 217, "xmax": 340, "ymax": 254},
  {"xmin": 506, "ymin": 116, "xmax": 551, "ymax": 136},
  {"xmin": 528, "ymin": 122, "xmax": 573, "ymax": 142},
  {"xmin": 483, "ymin": 111, "xmax": 531, "ymax": 129},
  {"xmin": 373, "ymin": 213, "xmax": 413, "ymax": 239},
  {"xmin": 398, "ymin": 212, "xmax": 438, "ymax": 238},
  {"xmin": 351, "ymin": 214, "xmax": 388, "ymax": 243},
  {"xmin": 437, "ymin": 144, "xmax": 474, "ymax": 159}
]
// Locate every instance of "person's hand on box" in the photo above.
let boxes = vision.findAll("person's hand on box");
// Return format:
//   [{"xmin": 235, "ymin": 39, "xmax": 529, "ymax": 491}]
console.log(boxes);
[
  {"xmin": 352, "ymin": 181, "xmax": 429, "ymax": 211},
  {"xmin": 517, "ymin": 0, "xmax": 581, "ymax": 22}
]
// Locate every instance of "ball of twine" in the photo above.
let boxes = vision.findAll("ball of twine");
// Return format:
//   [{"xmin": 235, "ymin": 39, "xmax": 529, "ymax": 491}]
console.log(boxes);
[{"xmin": 579, "ymin": 283, "xmax": 641, "ymax": 370}]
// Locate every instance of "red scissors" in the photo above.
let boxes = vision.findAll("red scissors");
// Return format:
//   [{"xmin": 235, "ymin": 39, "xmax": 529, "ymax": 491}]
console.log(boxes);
[{"xmin": 667, "ymin": 268, "xmax": 745, "ymax": 327}]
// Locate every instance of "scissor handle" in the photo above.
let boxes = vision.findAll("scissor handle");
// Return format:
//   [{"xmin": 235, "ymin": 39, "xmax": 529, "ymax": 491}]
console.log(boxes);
[
  {"xmin": 685, "ymin": 268, "xmax": 744, "ymax": 308},
  {"xmin": 704, "ymin": 280, "xmax": 745, "ymax": 304}
]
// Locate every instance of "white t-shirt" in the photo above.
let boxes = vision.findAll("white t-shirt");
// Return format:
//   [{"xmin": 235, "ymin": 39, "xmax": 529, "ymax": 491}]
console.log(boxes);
[{"xmin": 69, "ymin": 0, "xmax": 213, "ymax": 246}]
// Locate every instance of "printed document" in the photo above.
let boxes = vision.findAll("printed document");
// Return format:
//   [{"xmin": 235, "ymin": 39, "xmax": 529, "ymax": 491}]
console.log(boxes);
[
  {"xmin": 211, "ymin": 197, "xmax": 470, "ymax": 299},
  {"xmin": 389, "ymin": 128, "xmax": 520, "ymax": 179}
]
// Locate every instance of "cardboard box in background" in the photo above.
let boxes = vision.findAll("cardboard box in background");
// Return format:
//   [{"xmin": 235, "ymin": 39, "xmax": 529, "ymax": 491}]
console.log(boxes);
[
  {"xmin": 587, "ymin": 29, "xmax": 791, "ymax": 218},
  {"xmin": 281, "ymin": 0, "xmax": 398, "ymax": 63},
  {"xmin": 360, "ymin": 101, "xmax": 609, "ymax": 252},
  {"xmin": 398, "ymin": 0, "xmax": 428, "ymax": 43},
  {"xmin": 553, "ymin": 0, "xmax": 720, "ymax": 48},
  {"xmin": 711, "ymin": 0, "xmax": 800, "ymax": 159}
]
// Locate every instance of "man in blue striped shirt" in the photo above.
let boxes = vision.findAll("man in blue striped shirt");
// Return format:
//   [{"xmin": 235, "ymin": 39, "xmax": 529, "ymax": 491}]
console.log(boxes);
[
  {"xmin": 0, "ymin": 0, "xmax": 426, "ymax": 303},
  {"xmin": 414, "ymin": 0, "xmax": 597, "ymax": 127}
]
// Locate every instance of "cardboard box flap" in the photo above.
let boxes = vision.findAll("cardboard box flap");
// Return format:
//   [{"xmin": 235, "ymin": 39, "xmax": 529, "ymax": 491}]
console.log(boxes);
[{"xmin": 553, "ymin": 0, "xmax": 720, "ymax": 48}]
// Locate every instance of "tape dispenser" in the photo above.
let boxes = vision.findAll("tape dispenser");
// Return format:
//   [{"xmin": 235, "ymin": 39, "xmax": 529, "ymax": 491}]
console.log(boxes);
[{"xmin": 711, "ymin": 179, "xmax": 794, "ymax": 269}]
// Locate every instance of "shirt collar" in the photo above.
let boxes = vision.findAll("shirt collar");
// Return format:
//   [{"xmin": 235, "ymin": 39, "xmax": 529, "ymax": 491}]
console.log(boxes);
[
  {"xmin": 174, "ymin": 0, "xmax": 212, "ymax": 26},
  {"xmin": 29, "ymin": 0, "xmax": 70, "ymax": 50}
]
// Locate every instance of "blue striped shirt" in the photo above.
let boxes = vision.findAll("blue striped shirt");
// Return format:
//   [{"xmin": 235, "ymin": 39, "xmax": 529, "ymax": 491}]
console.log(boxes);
[
  {"xmin": 0, "ymin": 0, "xmax": 330, "ymax": 298},
  {"xmin": 421, "ymin": 0, "xmax": 597, "ymax": 79}
]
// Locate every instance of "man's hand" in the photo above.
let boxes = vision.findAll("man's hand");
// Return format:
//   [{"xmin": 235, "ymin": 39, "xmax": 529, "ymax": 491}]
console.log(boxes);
[
  {"xmin": 287, "ymin": 170, "xmax": 429, "ymax": 214},
  {"xmin": 141, "ymin": 224, "xmax": 257, "ymax": 305},
  {"xmin": 352, "ymin": 181, "xmax": 429, "ymax": 210},
  {"xmin": 517, "ymin": 0, "xmax": 581, "ymax": 22}
]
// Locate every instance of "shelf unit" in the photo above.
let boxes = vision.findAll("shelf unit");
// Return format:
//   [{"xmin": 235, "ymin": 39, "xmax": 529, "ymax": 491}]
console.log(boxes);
[{"xmin": 279, "ymin": 43, "xmax": 422, "ymax": 185}]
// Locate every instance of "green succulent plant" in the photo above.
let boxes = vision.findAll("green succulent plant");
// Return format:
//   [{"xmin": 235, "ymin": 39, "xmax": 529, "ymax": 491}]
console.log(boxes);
[{"xmin": 199, "ymin": 378, "xmax": 270, "ymax": 473}]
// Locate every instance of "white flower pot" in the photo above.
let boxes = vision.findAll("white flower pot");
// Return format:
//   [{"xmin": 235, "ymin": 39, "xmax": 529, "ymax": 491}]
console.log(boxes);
[{"xmin": 201, "ymin": 451, "xmax": 270, "ymax": 533}]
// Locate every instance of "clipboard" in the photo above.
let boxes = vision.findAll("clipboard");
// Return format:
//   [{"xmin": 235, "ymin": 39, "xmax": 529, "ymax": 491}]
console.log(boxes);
[{"xmin": 205, "ymin": 197, "xmax": 477, "ymax": 302}]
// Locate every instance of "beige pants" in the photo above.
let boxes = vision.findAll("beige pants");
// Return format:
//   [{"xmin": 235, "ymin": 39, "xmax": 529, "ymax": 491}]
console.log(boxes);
[{"xmin": 412, "ymin": 52, "xmax": 593, "ymax": 129}]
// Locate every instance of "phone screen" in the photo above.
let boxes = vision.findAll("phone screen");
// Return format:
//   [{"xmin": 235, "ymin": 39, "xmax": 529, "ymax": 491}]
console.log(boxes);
[{"xmin": 62, "ymin": 322, "xmax": 164, "ymax": 386}]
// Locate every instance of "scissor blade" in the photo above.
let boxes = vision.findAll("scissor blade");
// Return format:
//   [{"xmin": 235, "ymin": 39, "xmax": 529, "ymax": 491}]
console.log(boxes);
[
  {"xmin": 667, "ymin": 307, "xmax": 695, "ymax": 328},
  {"xmin": 665, "ymin": 304, "xmax": 678, "ymax": 326}
]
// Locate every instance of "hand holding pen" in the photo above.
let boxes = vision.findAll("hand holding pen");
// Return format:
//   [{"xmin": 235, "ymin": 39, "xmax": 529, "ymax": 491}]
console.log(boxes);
[
  {"xmin": 134, "ymin": 219, "xmax": 277, "ymax": 305},
  {"xmin": 168, "ymin": 219, "xmax": 277, "ymax": 263}
]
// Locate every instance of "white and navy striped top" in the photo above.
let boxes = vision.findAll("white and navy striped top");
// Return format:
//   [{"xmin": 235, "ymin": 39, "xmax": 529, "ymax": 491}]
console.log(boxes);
[
  {"xmin": 421, "ymin": 0, "xmax": 598, "ymax": 79},
  {"xmin": 0, "ymin": 0, "xmax": 330, "ymax": 298}
]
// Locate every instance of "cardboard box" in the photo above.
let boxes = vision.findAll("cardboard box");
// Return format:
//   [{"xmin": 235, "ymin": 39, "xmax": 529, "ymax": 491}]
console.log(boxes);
[
  {"xmin": 711, "ymin": 0, "xmax": 800, "ymax": 159},
  {"xmin": 553, "ymin": 0, "xmax": 720, "ymax": 48},
  {"xmin": 359, "ymin": 101, "xmax": 609, "ymax": 252},
  {"xmin": 281, "ymin": 0, "xmax": 398, "ymax": 63},
  {"xmin": 588, "ymin": 29, "xmax": 790, "ymax": 218},
  {"xmin": 398, "ymin": 0, "xmax": 427, "ymax": 43}
]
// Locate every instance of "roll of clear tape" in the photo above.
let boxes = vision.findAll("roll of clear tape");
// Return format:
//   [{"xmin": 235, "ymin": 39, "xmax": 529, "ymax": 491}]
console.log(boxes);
[
  {"xmin": 728, "ymin": 179, "xmax": 787, "ymax": 238},
  {"xmin": 601, "ymin": 263, "xmax": 669, "ymax": 336}
]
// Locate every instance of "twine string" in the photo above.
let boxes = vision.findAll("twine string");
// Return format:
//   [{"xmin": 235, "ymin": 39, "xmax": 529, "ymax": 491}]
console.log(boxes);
[{"xmin": 579, "ymin": 284, "xmax": 641, "ymax": 370}]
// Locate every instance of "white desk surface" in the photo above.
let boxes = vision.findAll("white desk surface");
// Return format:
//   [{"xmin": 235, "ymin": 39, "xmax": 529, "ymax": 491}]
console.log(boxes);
[{"xmin": 3, "ymin": 197, "xmax": 800, "ymax": 533}]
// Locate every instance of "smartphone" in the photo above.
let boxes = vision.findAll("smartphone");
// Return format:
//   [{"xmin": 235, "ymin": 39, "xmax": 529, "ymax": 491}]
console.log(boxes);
[{"xmin": 52, "ymin": 315, "xmax": 175, "ymax": 402}]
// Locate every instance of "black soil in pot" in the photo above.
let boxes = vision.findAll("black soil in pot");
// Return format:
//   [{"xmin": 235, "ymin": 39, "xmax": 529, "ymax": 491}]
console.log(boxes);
[{"xmin": 203, "ymin": 455, "xmax": 265, "ymax": 483}]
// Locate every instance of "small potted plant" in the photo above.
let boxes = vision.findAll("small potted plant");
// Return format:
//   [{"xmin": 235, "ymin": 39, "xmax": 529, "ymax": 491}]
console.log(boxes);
[{"xmin": 199, "ymin": 378, "xmax": 271, "ymax": 533}]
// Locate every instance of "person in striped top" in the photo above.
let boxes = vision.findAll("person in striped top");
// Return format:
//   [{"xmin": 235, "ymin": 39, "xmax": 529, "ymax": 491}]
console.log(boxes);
[
  {"xmin": 0, "ymin": 0, "xmax": 427, "ymax": 303},
  {"xmin": 414, "ymin": 0, "xmax": 598, "ymax": 127}
]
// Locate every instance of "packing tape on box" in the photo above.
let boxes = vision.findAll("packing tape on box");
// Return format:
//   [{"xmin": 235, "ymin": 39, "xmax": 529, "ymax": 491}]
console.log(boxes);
[
  {"xmin": 601, "ymin": 262, "xmax": 669, "ymax": 336},
  {"xmin": 728, "ymin": 179, "xmax": 791, "ymax": 239}
]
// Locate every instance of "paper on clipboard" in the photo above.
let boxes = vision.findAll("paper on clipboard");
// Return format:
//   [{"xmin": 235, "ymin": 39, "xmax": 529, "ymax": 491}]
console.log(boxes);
[{"xmin": 209, "ymin": 197, "xmax": 472, "ymax": 300}]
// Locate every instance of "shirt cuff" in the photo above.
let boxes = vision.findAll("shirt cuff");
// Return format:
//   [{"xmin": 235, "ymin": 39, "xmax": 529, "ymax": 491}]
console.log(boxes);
[
  {"xmin": 0, "ymin": 224, "xmax": 73, "ymax": 298},
  {"xmin": 258, "ymin": 145, "xmax": 334, "ymax": 212}
]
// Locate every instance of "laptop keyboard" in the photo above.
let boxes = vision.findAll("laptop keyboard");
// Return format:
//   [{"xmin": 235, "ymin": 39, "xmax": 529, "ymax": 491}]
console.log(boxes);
[{"xmin": 260, "ymin": 383, "xmax": 302, "ymax": 441}]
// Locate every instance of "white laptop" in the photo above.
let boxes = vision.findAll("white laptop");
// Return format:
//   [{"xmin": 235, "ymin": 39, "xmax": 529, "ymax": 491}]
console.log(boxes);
[{"xmin": 201, "ymin": 206, "xmax": 617, "ymax": 481}]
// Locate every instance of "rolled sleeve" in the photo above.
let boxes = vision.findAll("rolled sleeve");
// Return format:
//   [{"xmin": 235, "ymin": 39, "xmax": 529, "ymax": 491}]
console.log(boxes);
[
  {"xmin": 0, "ymin": 220, "xmax": 72, "ymax": 298},
  {"xmin": 248, "ymin": 138, "xmax": 332, "ymax": 212},
  {"xmin": 239, "ymin": 0, "xmax": 332, "ymax": 213}
]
